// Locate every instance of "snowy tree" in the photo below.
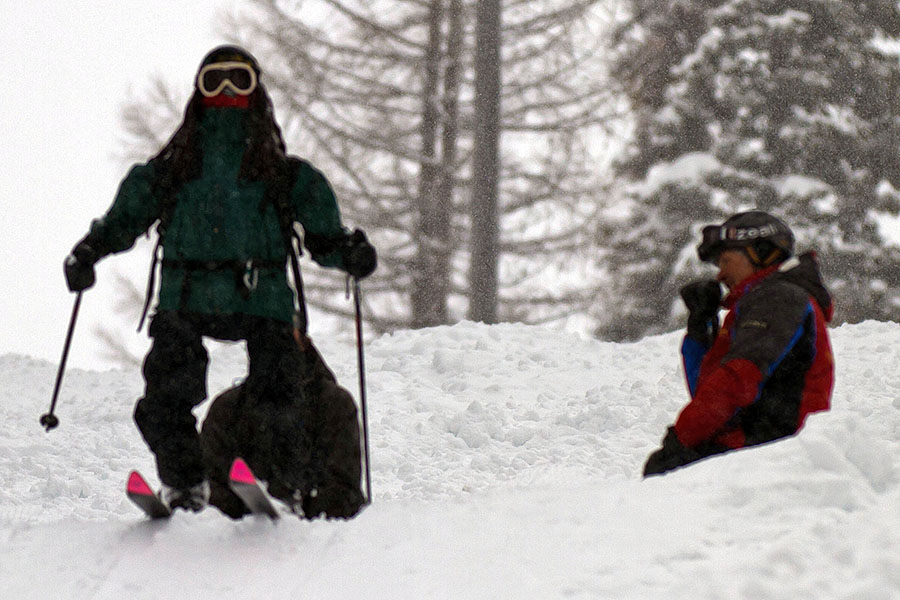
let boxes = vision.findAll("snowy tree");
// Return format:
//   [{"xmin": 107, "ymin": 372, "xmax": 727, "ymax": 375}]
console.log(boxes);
[{"xmin": 601, "ymin": 0, "xmax": 900, "ymax": 340}]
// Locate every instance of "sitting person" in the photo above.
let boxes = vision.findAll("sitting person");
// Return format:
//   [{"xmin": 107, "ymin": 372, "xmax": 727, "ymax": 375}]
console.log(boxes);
[{"xmin": 644, "ymin": 210, "xmax": 834, "ymax": 477}]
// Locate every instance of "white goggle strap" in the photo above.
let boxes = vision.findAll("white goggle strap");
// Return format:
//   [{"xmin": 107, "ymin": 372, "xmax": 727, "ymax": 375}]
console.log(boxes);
[{"xmin": 196, "ymin": 61, "xmax": 258, "ymax": 97}]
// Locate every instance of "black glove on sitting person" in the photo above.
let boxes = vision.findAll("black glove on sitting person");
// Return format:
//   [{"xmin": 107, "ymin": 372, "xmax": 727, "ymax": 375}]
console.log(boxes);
[
  {"xmin": 643, "ymin": 427, "xmax": 689, "ymax": 477},
  {"xmin": 643, "ymin": 425, "xmax": 732, "ymax": 477},
  {"xmin": 679, "ymin": 280, "xmax": 721, "ymax": 346}
]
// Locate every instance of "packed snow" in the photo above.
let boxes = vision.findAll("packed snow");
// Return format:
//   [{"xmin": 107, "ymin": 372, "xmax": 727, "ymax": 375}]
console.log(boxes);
[{"xmin": 3, "ymin": 320, "xmax": 900, "ymax": 599}]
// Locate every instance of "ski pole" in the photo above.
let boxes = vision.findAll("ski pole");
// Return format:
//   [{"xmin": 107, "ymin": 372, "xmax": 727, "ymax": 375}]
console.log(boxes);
[
  {"xmin": 41, "ymin": 291, "xmax": 83, "ymax": 432},
  {"xmin": 352, "ymin": 278, "xmax": 372, "ymax": 504}
]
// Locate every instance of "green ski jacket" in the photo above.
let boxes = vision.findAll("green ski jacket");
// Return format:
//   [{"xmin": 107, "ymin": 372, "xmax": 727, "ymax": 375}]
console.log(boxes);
[{"xmin": 86, "ymin": 107, "xmax": 349, "ymax": 323}]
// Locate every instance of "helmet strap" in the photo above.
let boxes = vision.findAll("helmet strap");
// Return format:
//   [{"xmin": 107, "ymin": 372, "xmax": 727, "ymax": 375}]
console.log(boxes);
[{"xmin": 745, "ymin": 246, "xmax": 782, "ymax": 267}]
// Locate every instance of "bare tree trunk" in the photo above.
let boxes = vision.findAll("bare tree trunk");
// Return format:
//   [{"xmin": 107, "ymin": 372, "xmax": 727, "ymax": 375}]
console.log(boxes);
[
  {"xmin": 411, "ymin": 0, "xmax": 447, "ymax": 328},
  {"xmin": 432, "ymin": 0, "xmax": 463, "ymax": 317},
  {"xmin": 469, "ymin": 0, "xmax": 502, "ymax": 323}
]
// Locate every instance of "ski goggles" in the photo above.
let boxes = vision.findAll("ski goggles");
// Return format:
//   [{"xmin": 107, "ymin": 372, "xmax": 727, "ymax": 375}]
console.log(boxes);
[
  {"xmin": 196, "ymin": 61, "xmax": 258, "ymax": 97},
  {"xmin": 698, "ymin": 225, "xmax": 728, "ymax": 263},
  {"xmin": 697, "ymin": 222, "xmax": 784, "ymax": 263}
]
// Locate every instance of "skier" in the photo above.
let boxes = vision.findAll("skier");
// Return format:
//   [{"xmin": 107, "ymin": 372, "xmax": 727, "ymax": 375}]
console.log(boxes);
[
  {"xmin": 643, "ymin": 211, "xmax": 834, "ymax": 477},
  {"xmin": 63, "ymin": 46, "xmax": 376, "ymax": 517}
]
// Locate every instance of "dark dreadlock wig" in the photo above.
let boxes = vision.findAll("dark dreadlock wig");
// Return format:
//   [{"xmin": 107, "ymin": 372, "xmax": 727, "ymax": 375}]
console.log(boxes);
[{"xmin": 148, "ymin": 45, "xmax": 288, "ymax": 199}]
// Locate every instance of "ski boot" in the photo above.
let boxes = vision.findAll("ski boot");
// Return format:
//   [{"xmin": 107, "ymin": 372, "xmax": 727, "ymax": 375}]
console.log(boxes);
[{"xmin": 161, "ymin": 480, "xmax": 211, "ymax": 512}]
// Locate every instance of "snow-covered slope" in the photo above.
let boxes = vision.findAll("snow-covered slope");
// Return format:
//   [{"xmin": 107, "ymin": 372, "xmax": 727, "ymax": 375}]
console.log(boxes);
[{"xmin": 3, "ymin": 321, "xmax": 900, "ymax": 599}]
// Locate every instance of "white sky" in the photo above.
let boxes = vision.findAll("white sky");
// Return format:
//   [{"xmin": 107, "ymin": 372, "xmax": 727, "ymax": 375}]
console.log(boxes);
[{"xmin": 3, "ymin": 1, "xmax": 245, "ymax": 368}]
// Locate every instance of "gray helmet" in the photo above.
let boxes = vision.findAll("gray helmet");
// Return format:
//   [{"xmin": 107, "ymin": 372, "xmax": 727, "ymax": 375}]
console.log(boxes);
[{"xmin": 697, "ymin": 210, "xmax": 794, "ymax": 266}]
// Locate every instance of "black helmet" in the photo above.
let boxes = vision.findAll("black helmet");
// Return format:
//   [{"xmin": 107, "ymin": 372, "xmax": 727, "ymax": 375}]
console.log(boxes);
[
  {"xmin": 697, "ymin": 210, "xmax": 794, "ymax": 266},
  {"xmin": 198, "ymin": 45, "xmax": 260, "ymax": 74}
]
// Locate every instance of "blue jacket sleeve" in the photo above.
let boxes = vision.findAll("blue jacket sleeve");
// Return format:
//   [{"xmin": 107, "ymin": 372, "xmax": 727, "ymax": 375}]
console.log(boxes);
[{"xmin": 681, "ymin": 335, "xmax": 708, "ymax": 398}]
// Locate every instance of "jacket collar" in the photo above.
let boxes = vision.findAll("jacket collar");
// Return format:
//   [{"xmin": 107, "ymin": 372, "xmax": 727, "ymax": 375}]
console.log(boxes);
[{"xmin": 722, "ymin": 263, "xmax": 780, "ymax": 310}]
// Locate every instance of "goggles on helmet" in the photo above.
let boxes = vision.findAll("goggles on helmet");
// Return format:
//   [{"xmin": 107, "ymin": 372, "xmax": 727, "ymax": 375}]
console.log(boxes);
[
  {"xmin": 697, "ymin": 221, "xmax": 787, "ymax": 264},
  {"xmin": 196, "ymin": 61, "xmax": 258, "ymax": 97},
  {"xmin": 698, "ymin": 225, "xmax": 727, "ymax": 263}
]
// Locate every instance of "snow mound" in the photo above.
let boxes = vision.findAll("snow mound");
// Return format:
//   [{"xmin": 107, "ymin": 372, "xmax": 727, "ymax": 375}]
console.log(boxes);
[{"xmin": 2, "ymin": 320, "xmax": 900, "ymax": 598}]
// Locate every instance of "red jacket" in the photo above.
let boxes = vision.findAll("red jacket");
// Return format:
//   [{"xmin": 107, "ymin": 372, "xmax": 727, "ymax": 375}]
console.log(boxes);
[{"xmin": 675, "ymin": 252, "xmax": 834, "ymax": 449}]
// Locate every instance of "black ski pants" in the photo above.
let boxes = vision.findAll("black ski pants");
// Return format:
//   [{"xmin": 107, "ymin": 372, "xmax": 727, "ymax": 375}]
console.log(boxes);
[{"xmin": 134, "ymin": 310, "xmax": 308, "ymax": 490}]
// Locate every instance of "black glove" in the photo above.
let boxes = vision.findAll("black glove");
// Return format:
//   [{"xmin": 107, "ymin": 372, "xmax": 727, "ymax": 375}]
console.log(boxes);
[
  {"xmin": 64, "ymin": 239, "xmax": 99, "ymax": 292},
  {"xmin": 643, "ymin": 426, "xmax": 690, "ymax": 477},
  {"xmin": 643, "ymin": 426, "xmax": 732, "ymax": 477},
  {"xmin": 679, "ymin": 279, "xmax": 721, "ymax": 346},
  {"xmin": 341, "ymin": 229, "xmax": 377, "ymax": 279}
]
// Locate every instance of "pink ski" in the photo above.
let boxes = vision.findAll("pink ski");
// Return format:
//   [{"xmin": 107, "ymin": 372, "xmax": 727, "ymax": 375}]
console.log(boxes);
[
  {"xmin": 228, "ymin": 458, "xmax": 280, "ymax": 520},
  {"xmin": 126, "ymin": 470, "xmax": 172, "ymax": 519}
]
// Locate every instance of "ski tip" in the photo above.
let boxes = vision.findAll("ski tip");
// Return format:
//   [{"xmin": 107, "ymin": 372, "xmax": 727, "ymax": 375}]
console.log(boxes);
[
  {"xmin": 127, "ymin": 471, "xmax": 154, "ymax": 496},
  {"xmin": 229, "ymin": 458, "xmax": 256, "ymax": 486}
]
